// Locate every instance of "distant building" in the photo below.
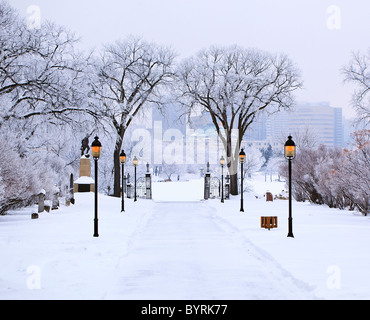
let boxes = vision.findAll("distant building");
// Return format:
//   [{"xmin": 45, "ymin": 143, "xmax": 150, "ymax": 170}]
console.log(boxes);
[
  {"xmin": 244, "ymin": 113, "xmax": 267, "ymax": 141},
  {"xmin": 244, "ymin": 102, "xmax": 344, "ymax": 148},
  {"xmin": 129, "ymin": 102, "xmax": 345, "ymax": 166}
]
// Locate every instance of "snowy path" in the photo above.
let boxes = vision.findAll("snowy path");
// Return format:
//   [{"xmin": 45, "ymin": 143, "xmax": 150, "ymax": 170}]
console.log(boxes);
[{"xmin": 106, "ymin": 201, "xmax": 314, "ymax": 299}]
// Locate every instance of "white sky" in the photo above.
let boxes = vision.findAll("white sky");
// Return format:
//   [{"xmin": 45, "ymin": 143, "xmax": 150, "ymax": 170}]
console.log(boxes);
[{"xmin": 11, "ymin": 0, "xmax": 370, "ymax": 119}]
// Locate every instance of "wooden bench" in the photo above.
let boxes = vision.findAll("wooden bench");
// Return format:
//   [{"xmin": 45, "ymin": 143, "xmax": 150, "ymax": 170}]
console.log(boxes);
[{"xmin": 261, "ymin": 216, "xmax": 278, "ymax": 230}]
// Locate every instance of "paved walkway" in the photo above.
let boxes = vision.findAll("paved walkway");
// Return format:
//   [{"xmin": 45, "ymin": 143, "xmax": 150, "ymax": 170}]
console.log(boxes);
[{"xmin": 106, "ymin": 201, "xmax": 314, "ymax": 299}]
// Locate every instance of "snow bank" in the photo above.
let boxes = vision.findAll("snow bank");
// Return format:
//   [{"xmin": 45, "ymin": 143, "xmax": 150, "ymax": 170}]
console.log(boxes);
[
  {"xmin": 0, "ymin": 193, "xmax": 154, "ymax": 299},
  {"xmin": 1, "ymin": 174, "xmax": 370, "ymax": 300},
  {"xmin": 208, "ymin": 177, "xmax": 370, "ymax": 300}
]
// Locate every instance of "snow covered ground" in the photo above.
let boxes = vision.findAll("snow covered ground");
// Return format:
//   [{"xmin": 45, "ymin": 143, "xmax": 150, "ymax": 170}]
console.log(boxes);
[{"xmin": 1, "ymin": 174, "xmax": 369, "ymax": 300}]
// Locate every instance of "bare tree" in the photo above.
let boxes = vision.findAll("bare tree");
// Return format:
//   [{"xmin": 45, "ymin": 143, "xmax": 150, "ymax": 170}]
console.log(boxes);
[
  {"xmin": 277, "ymin": 126, "xmax": 319, "ymax": 151},
  {"xmin": 0, "ymin": 1, "xmax": 95, "ymax": 213},
  {"xmin": 343, "ymin": 49, "xmax": 370, "ymax": 126},
  {"xmin": 89, "ymin": 37, "xmax": 176, "ymax": 197},
  {"xmin": 177, "ymin": 45, "xmax": 302, "ymax": 194},
  {"xmin": 0, "ymin": 2, "xmax": 92, "ymax": 128},
  {"xmin": 340, "ymin": 130, "xmax": 370, "ymax": 215},
  {"xmin": 279, "ymin": 130, "xmax": 369, "ymax": 215}
]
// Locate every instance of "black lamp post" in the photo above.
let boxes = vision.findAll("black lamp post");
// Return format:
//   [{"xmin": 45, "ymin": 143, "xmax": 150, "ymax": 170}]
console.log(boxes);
[
  {"xmin": 284, "ymin": 135, "xmax": 296, "ymax": 238},
  {"xmin": 120, "ymin": 150, "xmax": 126, "ymax": 212},
  {"xmin": 239, "ymin": 148, "xmax": 246, "ymax": 212},
  {"xmin": 220, "ymin": 156, "xmax": 225, "ymax": 203},
  {"xmin": 91, "ymin": 136, "xmax": 102, "ymax": 237},
  {"xmin": 133, "ymin": 156, "xmax": 138, "ymax": 202}
]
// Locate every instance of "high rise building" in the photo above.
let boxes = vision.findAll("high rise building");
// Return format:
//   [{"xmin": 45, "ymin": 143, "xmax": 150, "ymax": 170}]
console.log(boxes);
[{"xmin": 244, "ymin": 102, "xmax": 344, "ymax": 148}]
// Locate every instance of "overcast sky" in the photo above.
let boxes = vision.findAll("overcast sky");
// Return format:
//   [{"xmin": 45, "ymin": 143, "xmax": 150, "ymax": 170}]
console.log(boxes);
[{"xmin": 11, "ymin": 0, "xmax": 370, "ymax": 119}]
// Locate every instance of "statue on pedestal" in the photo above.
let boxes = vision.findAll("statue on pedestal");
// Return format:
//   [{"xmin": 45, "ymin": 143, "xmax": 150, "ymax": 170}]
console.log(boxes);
[
  {"xmin": 74, "ymin": 134, "xmax": 95, "ymax": 193},
  {"xmin": 80, "ymin": 134, "xmax": 90, "ymax": 157}
]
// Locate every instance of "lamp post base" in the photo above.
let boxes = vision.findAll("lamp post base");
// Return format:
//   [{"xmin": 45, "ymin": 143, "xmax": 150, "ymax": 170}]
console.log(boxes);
[
  {"xmin": 93, "ymin": 218, "xmax": 99, "ymax": 237},
  {"xmin": 287, "ymin": 218, "xmax": 294, "ymax": 238}
]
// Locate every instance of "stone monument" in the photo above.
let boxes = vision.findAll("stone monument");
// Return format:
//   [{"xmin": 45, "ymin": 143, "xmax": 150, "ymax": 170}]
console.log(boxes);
[
  {"xmin": 74, "ymin": 135, "xmax": 95, "ymax": 193},
  {"xmin": 38, "ymin": 189, "xmax": 45, "ymax": 213},
  {"xmin": 51, "ymin": 185, "xmax": 60, "ymax": 210}
]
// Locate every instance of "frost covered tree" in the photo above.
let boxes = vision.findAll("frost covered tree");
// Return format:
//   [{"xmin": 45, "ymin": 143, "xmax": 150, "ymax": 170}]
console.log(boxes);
[
  {"xmin": 177, "ymin": 45, "xmax": 301, "ymax": 195},
  {"xmin": 0, "ymin": 140, "xmax": 38, "ymax": 215},
  {"xmin": 0, "ymin": 1, "xmax": 92, "ymax": 213},
  {"xmin": 343, "ymin": 49, "xmax": 370, "ymax": 126},
  {"xmin": 0, "ymin": 135, "xmax": 71, "ymax": 215},
  {"xmin": 339, "ymin": 130, "xmax": 370, "ymax": 215},
  {"xmin": 279, "ymin": 130, "xmax": 370, "ymax": 215},
  {"xmin": 279, "ymin": 145, "xmax": 327, "ymax": 204},
  {"xmin": 0, "ymin": 0, "xmax": 94, "ymax": 157},
  {"xmin": 242, "ymin": 147, "xmax": 264, "ymax": 177},
  {"xmin": 89, "ymin": 37, "xmax": 176, "ymax": 197},
  {"xmin": 0, "ymin": 1, "xmax": 92, "ymax": 128}
]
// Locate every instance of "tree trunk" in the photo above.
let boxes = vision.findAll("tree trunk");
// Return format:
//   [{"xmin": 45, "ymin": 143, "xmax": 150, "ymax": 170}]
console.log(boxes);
[
  {"xmin": 225, "ymin": 129, "xmax": 240, "ymax": 196},
  {"xmin": 113, "ymin": 132, "xmax": 124, "ymax": 197},
  {"xmin": 113, "ymin": 147, "xmax": 121, "ymax": 197},
  {"xmin": 229, "ymin": 172, "xmax": 238, "ymax": 196}
]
